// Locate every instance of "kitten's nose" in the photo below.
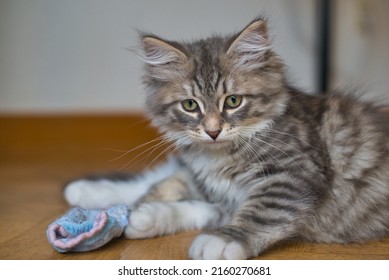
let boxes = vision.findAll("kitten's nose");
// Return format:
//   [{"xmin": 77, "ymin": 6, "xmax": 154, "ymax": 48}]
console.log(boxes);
[{"xmin": 205, "ymin": 129, "xmax": 221, "ymax": 141}]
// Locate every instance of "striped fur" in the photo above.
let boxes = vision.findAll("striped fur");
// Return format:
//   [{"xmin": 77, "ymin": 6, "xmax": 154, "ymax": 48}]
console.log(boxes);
[{"xmin": 65, "ymin": 18, "xmax": 389, "ymax": 259}]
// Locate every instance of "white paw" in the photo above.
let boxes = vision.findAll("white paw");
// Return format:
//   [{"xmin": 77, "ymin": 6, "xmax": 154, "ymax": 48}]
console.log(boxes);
[
  {"xmin": 189, "ymin": 234, "xmax": 248, "ymax": 260},
  {"xmin": 124, "ymin": 203, "xmax": 159, "ymax": 239},
  {"xmin": 64, "ymin": 180, "xmax": 113, "ymax": 209}
]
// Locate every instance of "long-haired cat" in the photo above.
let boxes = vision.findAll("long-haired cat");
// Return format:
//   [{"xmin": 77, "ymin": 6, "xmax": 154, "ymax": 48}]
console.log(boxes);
[{"xmin": 64, "ymin": 18, "xmax": 389, "ymax": 259}]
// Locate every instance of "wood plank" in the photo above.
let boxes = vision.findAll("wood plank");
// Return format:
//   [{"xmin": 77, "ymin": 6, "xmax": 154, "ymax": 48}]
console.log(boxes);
[{"xmin": 0, "ymin": 114, "xmax": 388, "ymax": 260}]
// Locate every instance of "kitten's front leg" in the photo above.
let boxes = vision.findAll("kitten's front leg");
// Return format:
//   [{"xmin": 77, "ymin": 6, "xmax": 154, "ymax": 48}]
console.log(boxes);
[
  {"xmin": 64, "ymin": 158, "xmax": 182, "ymax": 209},
  {"xmin": 189, "ymin": 177, "xmax": 314, "ymax": 259},
  {"xmin": 189, "ymin": 212, "xmax": 298, "ymax": 260},
  {"xmin": 124, "ymin": 201, "xmax": 226, "ymax": 239}
]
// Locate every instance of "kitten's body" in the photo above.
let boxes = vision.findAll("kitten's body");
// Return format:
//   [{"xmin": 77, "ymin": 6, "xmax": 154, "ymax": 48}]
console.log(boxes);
[{"xmin": 65, "ymin": 19, "xmax": 389, "ymax": 259}]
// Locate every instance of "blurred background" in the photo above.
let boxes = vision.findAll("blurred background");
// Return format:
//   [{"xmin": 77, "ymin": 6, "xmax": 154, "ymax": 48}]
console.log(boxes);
[
  {"xmin": 1, "ymin": 0, "xmax": 388, "ymax": 115},
  {"xmin": 1, "ymin": 1, "xmax": 389, "ymax": 260}
]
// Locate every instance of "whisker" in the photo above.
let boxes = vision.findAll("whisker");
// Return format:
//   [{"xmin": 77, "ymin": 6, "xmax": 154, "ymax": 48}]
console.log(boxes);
[
  {"xmin": 123, "ymin": 117, "xmax": 152, "ymax": 130},
  {"xmin": 107, "ymin": 135, "xmax": 167, "ymax": 163},
  {"xmin": 263, "ymin": 134, "xmax": 316, "ymax": 163},
  {"xmin": 266, "ymin": 129, "xmax": 325, "ymax": 152},
  {"xmin": 240, "ymin": 134, "xmax": 289, "ymax": 174},
  {"xmin": 138, "ymin": 134, "xmax": 184, "ymax": 167},
  {"xmin": 134, "ymin": 131, "xmax": 192, "ymax": 170},
  {"xmin": 144, "ymin": 136, "xmax": 190, "ymax": 169},
  {"xmin": 254, "ymin": 138, "xmax": 305, "ymax": 173},
  {"xmin": 118, "ymin": 138, "xmax": 172, "ymax": 170},
  {"xmin": 140, "ymin": 138, "xmax": 173, "ymax": 165},
  {"xmin": 238, "ymin": 127, "xmax": 304, "ymax": 173},
  {"xmin": 234, "ymin": 134, "xmax": 271, "ymax": 177},
  {"xmin": 100, "ymin": 148, "xmax": 130, "ymax": 153}
]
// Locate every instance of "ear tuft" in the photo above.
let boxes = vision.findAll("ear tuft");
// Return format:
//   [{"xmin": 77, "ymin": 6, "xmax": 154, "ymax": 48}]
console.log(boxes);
[
  {"xmin": 139, "ymin": 34, "xmax": 187, "ymax": 81},
  {"xmin": 227, "ymin": 19, "xmax": 271, "ymax": 72},
  {"xmin": 141, "ymin": 36, "xmax": 187, "ymax": 65}
]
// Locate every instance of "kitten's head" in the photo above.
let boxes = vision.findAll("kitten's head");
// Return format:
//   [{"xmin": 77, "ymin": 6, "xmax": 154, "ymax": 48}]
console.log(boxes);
[{"xmin": 139, "ymin": 18, "xmax": 289, "ymax": 151}]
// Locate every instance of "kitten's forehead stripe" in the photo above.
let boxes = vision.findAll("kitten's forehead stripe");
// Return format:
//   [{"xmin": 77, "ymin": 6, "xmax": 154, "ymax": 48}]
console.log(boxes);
[
  {"xmin": 193, "ymin": 75, "xmax": 204, "ymax": 93},
  {"xmin": 222, "ymin": 80, "xmax": 228, "ymax": 94},
  {"xmin": 182, "ymin": 83, "xmax": 195, "ymax": 97},
  {"xmin": 191, "ymin": 84, "xmax": 195, "ymax": 97},
  {"xmin": 214, "ymin": 72, "xmax": 222, "ymax": 92},
  {"xmin": 189, "ymin": 40, "xmax": 227, "ymax": 96},
  {"xmin": 193, "ymin": 70, "xmax": 225, "ymax": 95}
]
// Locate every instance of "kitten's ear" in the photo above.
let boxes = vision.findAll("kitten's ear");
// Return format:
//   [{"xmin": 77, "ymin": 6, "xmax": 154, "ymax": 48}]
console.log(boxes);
[
  {"xmin": 227, "ymin": 19, "xmax": 271, "ymax": 72},
  {"xmin": 142, "ymin": 36, "xmax": 187, "ymax": 65},
  {"xmin": 140, "ymin": 35, "xmax": 188, "ymax": 81}
]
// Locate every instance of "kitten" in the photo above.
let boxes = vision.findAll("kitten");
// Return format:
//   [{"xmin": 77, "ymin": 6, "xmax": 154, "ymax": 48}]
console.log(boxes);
[{"xmin": 64, "ymin": 18, "xmax": 389, "ymax": 259}]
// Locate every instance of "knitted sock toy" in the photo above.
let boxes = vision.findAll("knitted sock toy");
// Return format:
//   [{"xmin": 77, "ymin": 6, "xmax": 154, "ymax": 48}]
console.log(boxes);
[{"xmin": 47, "ymin": 205, "xmax": 130, "ymax": 253}]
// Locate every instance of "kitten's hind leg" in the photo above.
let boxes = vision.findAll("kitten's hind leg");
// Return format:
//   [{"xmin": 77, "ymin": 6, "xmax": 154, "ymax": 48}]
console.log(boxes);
[{"xmin": 64, "ymin": 158, "xmax": 183, "ymax": 209}]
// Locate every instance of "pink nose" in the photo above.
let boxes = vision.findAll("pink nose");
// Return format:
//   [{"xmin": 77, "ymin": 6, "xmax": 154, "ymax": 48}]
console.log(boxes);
[{"xmin": 205, "ymin": 130, "xmax": 221, "ymax": 140}]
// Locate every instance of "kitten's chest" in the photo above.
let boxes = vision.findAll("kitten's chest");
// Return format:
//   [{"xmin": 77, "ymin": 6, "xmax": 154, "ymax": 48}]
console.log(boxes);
[{"xmin": 183, "ymin": 153, "xmax": 250, "ymax": 207}]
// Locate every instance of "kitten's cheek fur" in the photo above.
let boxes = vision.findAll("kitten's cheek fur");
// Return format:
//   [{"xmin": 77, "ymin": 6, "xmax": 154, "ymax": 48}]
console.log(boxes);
[{"xmin": 189, "ymin": 234, "xmax": 248, "ymax": 260}]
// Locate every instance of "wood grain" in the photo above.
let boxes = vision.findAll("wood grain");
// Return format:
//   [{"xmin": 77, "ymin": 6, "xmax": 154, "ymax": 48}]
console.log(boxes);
[{"xmin": 0, "ymin": 114, "xmax": 388, "ymax": 260}]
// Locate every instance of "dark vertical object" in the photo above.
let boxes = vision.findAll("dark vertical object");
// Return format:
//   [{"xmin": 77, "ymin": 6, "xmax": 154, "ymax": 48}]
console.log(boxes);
[{"xmin": 317, "ymin": 0, "xmax": 331, "ymax": 93}]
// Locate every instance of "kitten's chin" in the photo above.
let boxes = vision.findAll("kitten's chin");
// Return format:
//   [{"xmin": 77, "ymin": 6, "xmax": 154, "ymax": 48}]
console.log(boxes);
[{"xmin": 196, "ymin": 139, "xmax": 232, "ymax": 150}]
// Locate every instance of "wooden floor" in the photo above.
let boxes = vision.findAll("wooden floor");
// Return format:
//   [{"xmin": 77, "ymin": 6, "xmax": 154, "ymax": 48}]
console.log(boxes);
[{"xmin": 1, "ymin": 114, "xmax": 388, "ymax": 260}]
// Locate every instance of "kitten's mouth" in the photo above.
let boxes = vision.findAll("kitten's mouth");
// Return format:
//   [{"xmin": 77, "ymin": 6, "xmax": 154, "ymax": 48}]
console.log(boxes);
[{"xmin": 199, "ymin": 139, "xmax": 230, "ymax": 148}]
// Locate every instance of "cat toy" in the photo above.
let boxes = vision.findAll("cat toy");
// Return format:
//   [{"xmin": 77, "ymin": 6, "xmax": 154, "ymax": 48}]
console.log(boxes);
[{"xmin": 46, "ymin": 205, "xmax": 130, "ymax": 253}]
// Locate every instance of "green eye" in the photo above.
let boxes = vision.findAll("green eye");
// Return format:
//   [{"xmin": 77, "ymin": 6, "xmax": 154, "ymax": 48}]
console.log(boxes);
[
  {"xmin": 181, "ymin": 99, "xmax": 199, "ymax": 112},
  {"xmin": 224, "ymin": 95, "xmax": 242, "ymax": 109}
]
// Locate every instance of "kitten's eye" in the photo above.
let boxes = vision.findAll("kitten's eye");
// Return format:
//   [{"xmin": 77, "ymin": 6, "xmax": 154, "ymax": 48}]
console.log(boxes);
[
  {"xmin": 224, "ymin": 95, "xmax": 242, "ymax": 109},
  {"xmin": 181, "ymin": 99, "xmax": 199, "ymax": 112}
]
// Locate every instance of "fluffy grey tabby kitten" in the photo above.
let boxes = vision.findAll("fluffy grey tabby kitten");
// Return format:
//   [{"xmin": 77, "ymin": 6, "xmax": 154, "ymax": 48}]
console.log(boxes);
[{"xmin": 65, "ymin": 18, "xmax": 389, "ymax": 259}]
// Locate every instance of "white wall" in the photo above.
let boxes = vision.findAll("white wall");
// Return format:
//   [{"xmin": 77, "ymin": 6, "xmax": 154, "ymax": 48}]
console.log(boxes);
[
  {"xmin": 0, "ymin": 0, "xmax": 317, "ymax": 113},
  {"xmin": 331, "ymin": 0, "xmax": 389, "ymax": 103}
]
